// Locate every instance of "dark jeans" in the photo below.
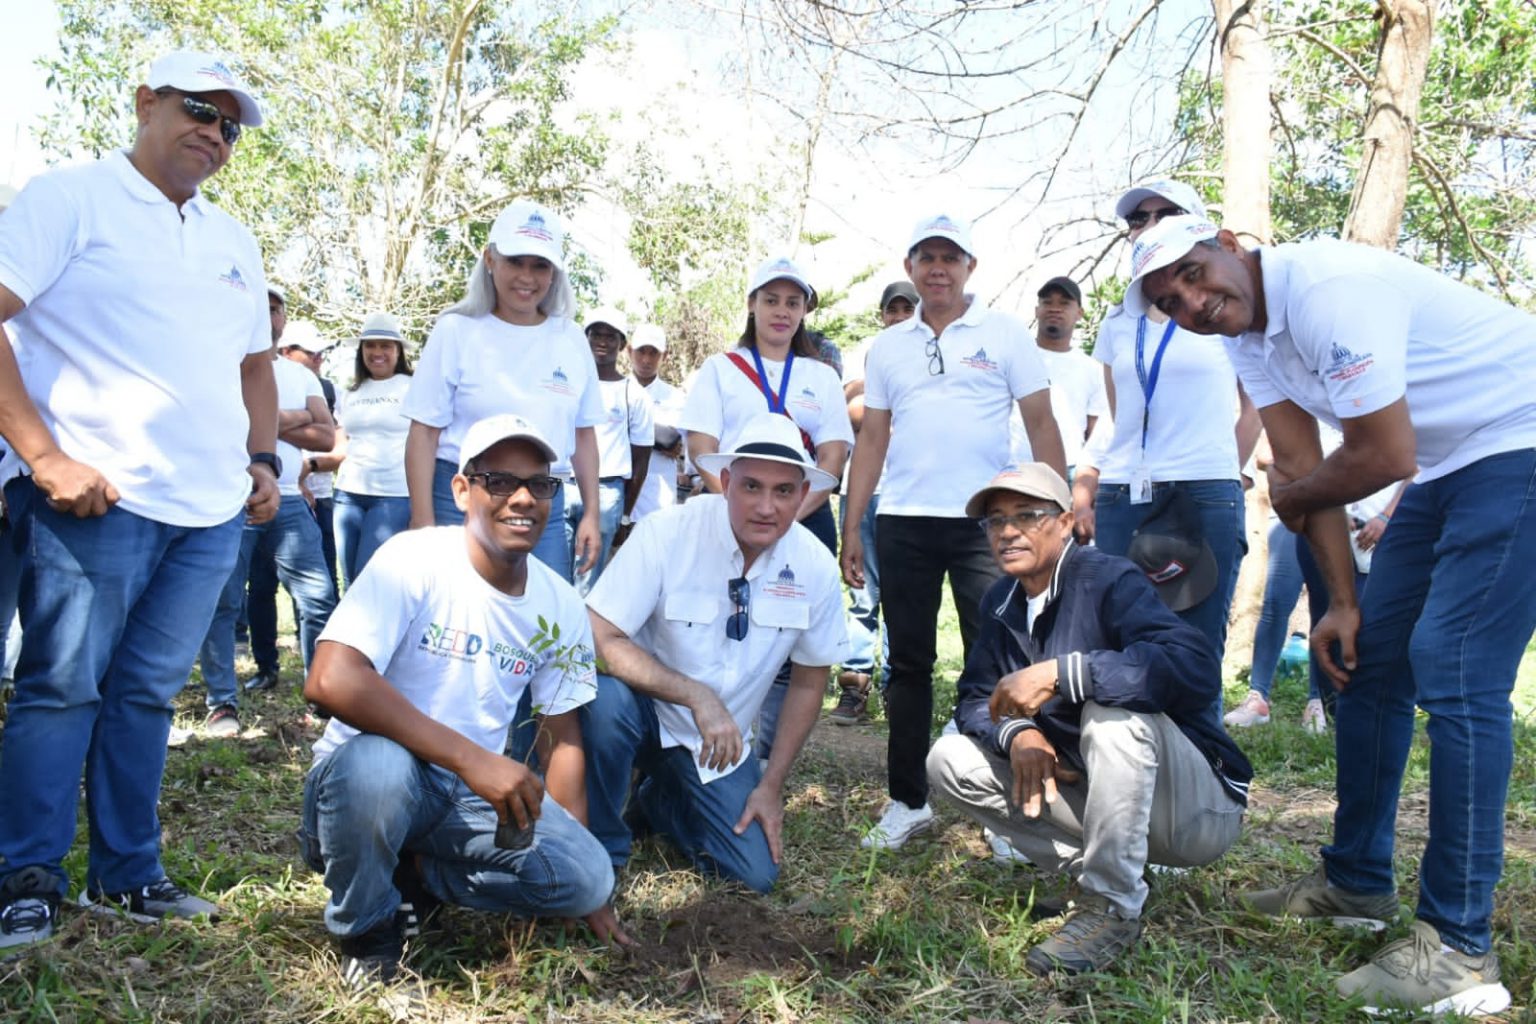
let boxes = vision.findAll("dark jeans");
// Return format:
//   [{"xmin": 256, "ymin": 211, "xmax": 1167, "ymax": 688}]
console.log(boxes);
[{"xmin": 876, "ymin": 513, "xmax": 1001, "ymax": 808}]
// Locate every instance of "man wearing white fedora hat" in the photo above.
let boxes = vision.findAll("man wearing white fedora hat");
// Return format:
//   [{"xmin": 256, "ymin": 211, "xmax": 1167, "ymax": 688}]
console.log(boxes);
[{"xmin": 581, "ymin": 413, "xmax": 848, "ymax": 891}]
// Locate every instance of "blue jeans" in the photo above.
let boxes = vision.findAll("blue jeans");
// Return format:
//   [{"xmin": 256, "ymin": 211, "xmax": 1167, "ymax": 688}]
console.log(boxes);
[
  {"xmin": 313, "ymin": 495, "xmax": 338, "ymax": 597},
  {"xmin": 840, "ymin": 493, "xmax": 885, "ymax": 676},
  {"xmin": 565, "ymin": 478, "xmax": 624, "ymax": 597},
  {"xmin": 1322, "ymin": 450, "xmax": 1536, "ymax": 955},
  {"xmin": 434, "ymin": 458, "xmax": 571, "ymax": 582},
  {"xmin": 333, "ymin": 489, "xmax": 410, "ymax": 590},
  {"xmin": 297, "ymin": 733, "xmax": 613, "ymax": 938},
  {"xmin": 1249, "ymin": 518, "xmax": 1304, "ymax": 699},
  {"xmin": 1095, "ymin": 479, "xmax": 1247, "ymax": 667},
  {"xmin": 580, "ymin": 673, "xmax": 778, "ymax": 892},
  {"xmin": 199, "ymin": 496, "xmax": 338, "ymax": 709},
  {"xmin": 0, "ymin": 477, "xmax": 242, "ymax": 897},
  {"xmin": 0, "ymin": 511, "xmax": 21, "ymax": 680}
]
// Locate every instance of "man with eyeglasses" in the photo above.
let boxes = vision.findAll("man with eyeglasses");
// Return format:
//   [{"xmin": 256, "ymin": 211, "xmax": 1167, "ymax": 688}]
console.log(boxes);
[
  {"xmin": 300, "ymin": 414, "xmax": 629, "ymax": 990},
  {"xmin": 581, "ymin": 413, "xmax": 848, "ymax": 892},
  {"xmin": 841, "ymin": 212, "xmax": 1068, "ymax": 852},
  {"xmin": 926, "ymin": 464, "xmax": 1250, "ymax": 976},
  {"xmin": 0, "ymin": 51, "xmax": 279, "ymax": 949}
]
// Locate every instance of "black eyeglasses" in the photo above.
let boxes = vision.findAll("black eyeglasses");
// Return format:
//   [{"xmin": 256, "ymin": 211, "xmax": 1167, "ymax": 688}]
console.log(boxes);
[
  {"xmin": 1125, "ymin": 205, "xmax": 1185, "ymax": 231},
  {"xmin": 926, "ymin": 336, "xmax": 945, "ymax": 376},
  {"xmin": 155, "ymin": 88, "xmax": 242, "ymax": 146},
  {"xmin": 726, "ymin": 576, "xmax": 750, "ymax": 641},
  {"xmin": 465, "ymin": 471, "xmax": 562, "ymax": 500},
  {"xmin": 978, "ymin": 510, "xmax": 1059, "ymax": 535}
]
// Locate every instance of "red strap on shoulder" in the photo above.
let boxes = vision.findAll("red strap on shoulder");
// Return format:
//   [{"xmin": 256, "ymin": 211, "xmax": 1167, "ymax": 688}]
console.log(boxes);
[{"xmin": 722, "ymin": 352, "xmax": 816, "ymax": 458}]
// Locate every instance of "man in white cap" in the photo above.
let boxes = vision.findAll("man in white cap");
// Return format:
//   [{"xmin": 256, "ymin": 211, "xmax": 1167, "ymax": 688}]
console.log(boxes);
[
  {"xmin": 279, "ymin": 319, "xmax": 341, "ymax": 589},
  {"xmin": 841, "ymin": 212, "xmax": 1068, "ymax": 851},
  {"xmin": 628, "ymin": 324, "xmax": 688, "ymax": 522},
  {"xmin": 1129, "ymin": 215, "xmax": 1536, "ymax": 1017},
  {"xmin": 581, "ymin": 413, "xmax": 848, "ymax": 892},
  {"xmin": 0, "ymin": 51, "xmax": 278, "ymax": 948},
  {"xmin": 927, "ymin": 463, "xmax": 1249, "ymax": 976},
  {"xmin": 300, "ymin": 413, "xmax": 629, "ymax": 989}
]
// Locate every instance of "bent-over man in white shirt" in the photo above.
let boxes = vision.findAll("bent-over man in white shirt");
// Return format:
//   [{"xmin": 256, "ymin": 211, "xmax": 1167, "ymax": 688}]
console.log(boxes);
[{"xmin": 581, "ymin": 413, "xmax": 848, "ymax": 892}]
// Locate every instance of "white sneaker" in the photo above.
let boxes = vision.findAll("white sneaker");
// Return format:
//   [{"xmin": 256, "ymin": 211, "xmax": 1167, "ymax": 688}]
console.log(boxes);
[
  {"xmin": 1223, "ymin": 689, "xmax": 1271, "ymax": 728},
  {"xmin": 984, "ymin": 828, "xmax": 1032, "ymax": 865},
  {"xmin": 860, "ymin": 800, "xmax": 934, "ymax": 850},
  {"xmin": 1301, "ymin": 698, "xmax": 1328, "ymax": 735}
]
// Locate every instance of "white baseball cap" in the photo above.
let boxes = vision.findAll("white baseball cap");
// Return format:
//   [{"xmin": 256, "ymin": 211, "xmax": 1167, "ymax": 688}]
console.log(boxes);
[
  {"xmin": 632, "ymin": 324, "xmax": 667, "ymax": 353},
  {"xmin": 457, "ymin": 414, "xmax": 558, "ymax": 472},
  {"xmin": 1121, "ymin": 215, "xmax": 1220, "ymax": 317},
  {"xmin": 907, "ymin": 212, "xmax": 975, "ymax": 258},
  {"xmin": 147, "ymin": 51, "xmax": 264, "ymax": 126},
  {"xmin": 358, "ymin": 312, "xmax": 405, "ymax": 342},
  {"xmin": 582, "ymin": 306, "xmax": 628, "ymax": 338},
  {"xmin": 278, "ymin": 319, "xmax": 326, "ymax": 353},
  {"xmin": 748, "ymin": 256, "xmax": 815, "ymax": 305},
  {"xmin": 488, "ymin": 199, "xmax": 565, "ymax": 270},
  {"xmin": 1114, "ymin": 179, "xmax": 1207, "ymax": 221},
  {"xmin": 695, "ymin": 413, "xmax": 838, "ymax": 492}
]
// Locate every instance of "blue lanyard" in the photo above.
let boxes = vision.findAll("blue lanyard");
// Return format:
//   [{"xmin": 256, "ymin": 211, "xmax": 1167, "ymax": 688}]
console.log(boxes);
[
  {"xmin": 1134, "ymin": 316, "xmax": 1177, "ymax": 453},
  {"xmin": 749, "ymin": 347, "xmax": 794, "ymax": 414}
]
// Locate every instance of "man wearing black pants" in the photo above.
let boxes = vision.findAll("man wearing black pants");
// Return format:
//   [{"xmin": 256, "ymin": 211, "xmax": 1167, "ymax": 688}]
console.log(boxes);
[{"xmin": 841, "ymin": 212, "xmax": 1066, "ymax": 849}]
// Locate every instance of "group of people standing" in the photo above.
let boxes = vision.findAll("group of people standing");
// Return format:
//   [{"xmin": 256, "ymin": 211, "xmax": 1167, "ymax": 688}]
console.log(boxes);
[{"xmin": 0, "ymin": 50, "xmax": 1533, "ymax": 1022}]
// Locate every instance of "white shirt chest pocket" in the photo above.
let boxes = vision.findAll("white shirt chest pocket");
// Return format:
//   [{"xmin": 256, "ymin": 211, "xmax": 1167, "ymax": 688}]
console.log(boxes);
[
  {"xmin": 751, "ymin": 597, "xmax": 809, "ymax": 630},
  {"xmin": 663, "ymin": 592, "xmax": 718, "ymax": 628}
]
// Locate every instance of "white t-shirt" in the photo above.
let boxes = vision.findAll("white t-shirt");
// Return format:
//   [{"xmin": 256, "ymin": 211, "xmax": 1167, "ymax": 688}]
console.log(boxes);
[
  {"xmin": 841, "ymin": 334, "xmax": 886, "ymax": 495},
  {"xmin": 312, "ymin": 527, "xmax": 597, "ymax": 764},
  {"xmin": 1010, "ymin": 345, "xmax": 1111, "ymax": 468},
  {"xmin": 680, "ymin": 347, "xmax": 853, "ymax": 457},
  {"xmin": 587, "ymin": 495, "xmax": 848, "ymax": 783},
  {"xmin": 633, "ymin": 376, "xmax": 687, "ymax": 519},
  {"xmin": 594, "ymin": 377, "xmax": 655, "ymax": 479},
  {"xmin": 1228, "ymin": 239, "xmax": 1536, "ymax": 483},
  {"xmin": 335, "ymin": 374, "xmax": 412, "ymax": 497},
  {"xmin": 402, "ymin": 312, "xmax": 604, "ymax": 475},
  {"xmin": 864, "ymin": 297, "xmax": 1052, "ymax": 517},
  {"xmin": 1086, "ymin": 307, "xmax": 1241, "ymax": 483},
  {"xmin": 0, "ymin": 151, "xmax": 270, "ymax": 526},
  {"xmin": 274, "ymin": 359, "xmax": 326, "ymax": 497}
]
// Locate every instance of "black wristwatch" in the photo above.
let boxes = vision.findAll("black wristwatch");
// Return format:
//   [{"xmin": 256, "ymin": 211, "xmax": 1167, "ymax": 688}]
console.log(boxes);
[
  {"xmin": 249, "ymin": 452, "xmax": 283, "ymax": 478},
  {"xmin": 307, "ymin": 457, "xmax": 320, "ymax": 473}
]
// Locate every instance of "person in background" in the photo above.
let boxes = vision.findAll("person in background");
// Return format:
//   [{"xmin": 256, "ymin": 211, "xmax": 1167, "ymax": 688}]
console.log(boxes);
[
  {"xmin": 627, "ymin": 324, "xmax": 687, "ymax": 524},
  {"xmin": 279, "ymin": 321, "xmax": 340, "ymax": 594},
  {"xmin": 1010, "ymin": 276, "xmax": 1109, "ymax": 473}
]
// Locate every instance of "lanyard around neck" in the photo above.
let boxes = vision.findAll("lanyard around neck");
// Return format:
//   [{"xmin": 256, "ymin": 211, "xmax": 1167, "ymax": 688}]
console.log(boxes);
[
  {"xmin": 749, "ymin": 347, "xmax": 794, "ymax": 414},
  {"xmin": 1134, "ymin": 316, "xmax": 1177, "ymax": 453}
]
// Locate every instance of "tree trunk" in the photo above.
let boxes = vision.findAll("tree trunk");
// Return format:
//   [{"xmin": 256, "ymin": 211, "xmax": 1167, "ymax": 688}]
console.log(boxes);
[
  {"xmin": 1212, "ymin": 0, "xmax": 1273, "ymax": 246},
  {"xmin": 1342, "ymin": 0, "xmax": 1437, "ymax": 248}
]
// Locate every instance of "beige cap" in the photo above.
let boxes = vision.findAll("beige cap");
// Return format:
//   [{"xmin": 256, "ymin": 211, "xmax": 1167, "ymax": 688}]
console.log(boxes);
[{"xmin": 964, "ymin": 463, "xmax": 1072, "ymax": 518}]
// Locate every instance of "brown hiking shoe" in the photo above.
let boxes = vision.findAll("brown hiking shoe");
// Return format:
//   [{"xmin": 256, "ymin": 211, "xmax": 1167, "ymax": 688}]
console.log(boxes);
[{"xmin": 830, "ymin": 673, "xmax": 871, "ymax": 725}]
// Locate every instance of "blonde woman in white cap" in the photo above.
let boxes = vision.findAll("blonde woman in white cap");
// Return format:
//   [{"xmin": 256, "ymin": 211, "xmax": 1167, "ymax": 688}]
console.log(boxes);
[
  {"xmin": 323, "ymin": 312, "xmax": 416, "ymax": 588},
  {"xmin": 402, "ymin": 199, "xmax": 604, "ymax": 583}
]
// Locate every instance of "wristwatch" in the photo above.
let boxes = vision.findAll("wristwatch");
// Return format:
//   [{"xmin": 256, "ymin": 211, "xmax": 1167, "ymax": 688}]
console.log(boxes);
[
  {"xmin": 308, "ymin": 457, "xmax": 320, "ymax": 473},
  {"xmin": 249, "ymin": 452, "xmax": 282, "ymax": 478}
]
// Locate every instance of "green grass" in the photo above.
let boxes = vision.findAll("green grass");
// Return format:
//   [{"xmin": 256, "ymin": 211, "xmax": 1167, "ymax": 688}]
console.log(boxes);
[{"xmin": 2, "ymin": 615, "xmax": 1534, "ymax": 1021}]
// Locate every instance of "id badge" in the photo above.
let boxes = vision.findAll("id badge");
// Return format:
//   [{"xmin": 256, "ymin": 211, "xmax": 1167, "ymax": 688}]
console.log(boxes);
[{"xmin": 1130, "ymin": 461, "xmax": 1153, "ymax": 505}]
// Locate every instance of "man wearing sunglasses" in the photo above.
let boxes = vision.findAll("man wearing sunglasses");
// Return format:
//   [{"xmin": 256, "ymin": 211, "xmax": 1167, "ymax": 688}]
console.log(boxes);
[
  {"xmin": 300, "ymin": 414, "xmax": 629, "ymax": 989},
  {"xmin": 926, "ymin": 464, "xmax": 1250, "ymax": 976},
  {"xmin": 0, "ymin": 51, "xmax": 278, "ymax": 950},
  {"xmin": 581, "ymin": 413, "xmax": 848, "ymax": 892}
]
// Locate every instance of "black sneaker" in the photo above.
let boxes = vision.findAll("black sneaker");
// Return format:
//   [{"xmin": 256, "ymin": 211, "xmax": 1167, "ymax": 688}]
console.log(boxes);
[
  {"xmin": 243, "ymin": 668, "xmax": 280, "ymax": 693},
  {"xmin": 392, "ymin": 856, "xmax": 441, "ymax": 936},
  {"xmin": 81, "ymin": 877, "xmax": 221, "ymax": 924},
  {"xmin": 337, "ymin": 915, "xmax": 405, "ymax": 990},
  {"xmin": 829, "ymin": 683, "xmax": 870, "ymax": 726},
  {"xmin": 0, "ymin": 867, "xmax": 60, "ymax": 952}
]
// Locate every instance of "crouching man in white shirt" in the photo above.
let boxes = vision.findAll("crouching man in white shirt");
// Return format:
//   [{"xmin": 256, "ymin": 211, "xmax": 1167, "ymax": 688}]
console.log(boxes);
[
  {"xmin": 582, "ymin": 414, "xmax": 848, "ymax": 892},
  {"xmin": 299, "ymin": 414, "xmax": 630, "ymax": 991}
]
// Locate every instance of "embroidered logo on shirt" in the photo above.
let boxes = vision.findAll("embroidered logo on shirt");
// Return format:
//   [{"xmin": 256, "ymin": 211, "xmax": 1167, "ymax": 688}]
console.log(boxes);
[
  {"xmin": 1324, "ymin": 342, "xmax": 1374, "ymax": 383},
  {"xmin": 790, "ymin": 386, "xmax": 822, "ymax": 413},
  {"xmin": 764, "ymin": 563, "xmax": 805, "ymax": 599},
  {"xmin": 218, "ymin": 265, "xmax": 248, "ymax": 291},
  {"xmin": 543, "ymin": 366, "xmax": 574, "ymax": 396},
  {"xmin": 960, "ymin": 347, "xmax": 998, "ymax": 372}
]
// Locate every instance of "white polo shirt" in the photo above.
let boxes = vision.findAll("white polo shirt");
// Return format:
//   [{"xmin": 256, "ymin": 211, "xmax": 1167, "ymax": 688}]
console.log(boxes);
[
  {"xmin": 402, "ymin": 312, "xmax": 603, "ymax": 475},
  {"xmin": 274, "ymin": 359, "xmax": 326, "ymax": 497},
  {"xmin": 863, "ymin": 297, "xmax": 1052, "ymax": 517},
  {"xmin": 1227, "ymin": 239, "xmax": 1536, "ymax": 483},
  {"xmin": 0, "ymin": 151, "xmax": 271, "ymax": 526},
  {"xmin": 312, "ymin": 526, "xmax": 597, "ymax": 764},
  {"xmin": 632, "ymin": 376, "xmax": 687, "ymax": 519},
  {"xmin": 680, "ymin": 347, "xmax": 853, "ymax": 456},
  {"xmin": 594, "ymin": 377, "xmax": 655, "ymax": 479},
  {"xmin": 587, "ymin": 494, "xmax": 848, "ymax": 783},
  {"xmin": 1086, "ymin": 306, "xmax": 1241, "ymax": 483},
  {"xmin": 1011, "ymin": 344, "xmax": 1110, "ymax": 467},
  {"xmin": 335, "ymin": 374, "xmax": 412, "ymax": 496}
]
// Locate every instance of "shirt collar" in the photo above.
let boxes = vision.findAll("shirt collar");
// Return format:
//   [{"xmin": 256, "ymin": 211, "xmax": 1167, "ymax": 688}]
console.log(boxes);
[
  {"xmin": 1254, "ymin": 245, "xmax": 1287, "ymax": 346},
  {"xmin": 708, "ymin": 494, "xmax": 786, "ymax": 581},
  {"xmin": 992, "ymin": 537, "xmax": 1076, "ymax": 618},
  {"xmin": 109, "ymin": 149, "xmax": 210, "ymax": 216},
  {"xmin": 898, "ymin": 293, "xmax": 987, "ymax": 338}
]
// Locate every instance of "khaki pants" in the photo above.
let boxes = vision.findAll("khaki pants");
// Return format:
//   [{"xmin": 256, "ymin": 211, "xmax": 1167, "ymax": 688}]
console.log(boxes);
[{"xmin": 927, "ymin": 702, "xmax": 1244, "ymax": 918}]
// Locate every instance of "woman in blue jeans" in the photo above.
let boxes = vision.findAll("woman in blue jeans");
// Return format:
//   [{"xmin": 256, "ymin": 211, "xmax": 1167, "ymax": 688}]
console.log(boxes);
[
  {"xmin": 1071, "ymin": 180, "xmax": 1260, "ymax": 669},
  {"xmin": 327, "ymin": 312, "xmax": 414, "ymax": 589}
]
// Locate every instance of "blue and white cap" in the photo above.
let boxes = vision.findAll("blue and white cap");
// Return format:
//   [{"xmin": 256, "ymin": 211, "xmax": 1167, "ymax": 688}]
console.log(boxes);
[
  {"xmin": 1122, "ymin": 215, "xmax": 1219, "ymax": 317},
  {"xmin": 488, "ymin": 199, "xmax": 565, "ymax": 270},
  {"xmin": 148, "ymin": 51, "xmax": 264, "ymax": 126},
  {"xmin": 748, "ymin": 256, "xmax": 816, "ymax": 305},
  {"xmin": 907, "ymin": 212, "xmax": 975, "ymax": 258}
]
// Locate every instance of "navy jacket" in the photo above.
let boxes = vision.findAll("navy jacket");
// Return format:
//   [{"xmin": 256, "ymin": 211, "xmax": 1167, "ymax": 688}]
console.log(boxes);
[{"xmin": 953, "ymin": 541, "xmax": 1252, "ymax": 806}]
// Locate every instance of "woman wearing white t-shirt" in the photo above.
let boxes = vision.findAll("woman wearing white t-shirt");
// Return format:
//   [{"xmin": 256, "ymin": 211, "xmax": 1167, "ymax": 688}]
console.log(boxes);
[
  {"xmin": 681, "ymin": 256, "xmax": 853, "ymax": 553},
  {"xmin": 1072, "ymin": 180, "xmax": 1261, "ymax": 664},
  {"xmin": 328, "ymin": 312, "xmax": 413, "ymax": 589},
  {"xmin": 402, "ymin": 199, "xmax": 604, "ymax": 583}
]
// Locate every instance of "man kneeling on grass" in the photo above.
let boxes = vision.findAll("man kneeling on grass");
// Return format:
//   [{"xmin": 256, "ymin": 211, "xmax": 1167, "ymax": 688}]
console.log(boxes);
[
  {"xmin": 926, "ymin": 464, "xmax": 1252, "ymax": 975},
  {"xmin": 299, "ymin": 414, "xmax": 630, "ymax": 990},
  {"xmin": 580, "ymin": 413, "xmax": 847, "ymax": 893}
]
